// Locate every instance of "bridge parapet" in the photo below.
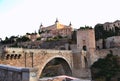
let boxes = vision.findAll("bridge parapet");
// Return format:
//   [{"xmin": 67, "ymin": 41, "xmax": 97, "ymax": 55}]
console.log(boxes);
[
  {"xmin": 2, "ymin": 47, "xmax": 72, "ymax": 55},
  {"xmin": 24, "ymin": 49, "xmax": 72, "ymax": 55},
  {"xmin": 0, "ymin": 64, "xmax": 38, "ymax": 81},
  {"xmin": 3, "ymin": 47, "xmax": 23, "ymax": 54}
]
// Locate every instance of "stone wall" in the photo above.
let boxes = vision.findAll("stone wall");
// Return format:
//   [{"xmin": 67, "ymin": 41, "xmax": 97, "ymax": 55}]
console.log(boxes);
[
  {"xmin": 105, "ymin": 36, "xmax": 120, "ymax": 48},
  {"xmin": 0, "ymin": 64, "xmax": 38, "ymax": 81},
  {"xmin": 96, "ymin": 39, "xmax": 103, "ymax": 49},
  {"xmin": 94, "ymin": 48, "xmax": 120, "ymax": 62},
  {"xmin": 77, "ymin": 29, "xmax": 96, "ymax": 51},
  {"xmin": 96, "ymin": 36, "xmax": 120, "ymax": 49},
  {"xmin": 17, "ymin": 38, "xmax": 69, "ymax": 50}
]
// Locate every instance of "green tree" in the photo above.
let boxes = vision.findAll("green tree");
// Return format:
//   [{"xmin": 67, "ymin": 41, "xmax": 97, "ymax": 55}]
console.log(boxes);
[
  {"xmin": 16, "ymin": 36, "xmax": 30, "ymax": 42},
  {"xmin": 91, "ymin": 53, "xmax": 120, "ymax": 81},
  {"xmin": 94, "ymin": 24, "xmax": 104, "ymax": 40},
  {"xmin": 94, "ymin": 24, "xmax": 117, "ymax": 41}
]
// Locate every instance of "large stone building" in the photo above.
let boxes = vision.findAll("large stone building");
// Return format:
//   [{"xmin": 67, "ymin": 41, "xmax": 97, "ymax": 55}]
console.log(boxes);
[
  {"xmin": 103, "ymin": 20, "xmax": 120, "ymax": 32},
  {"xmin": 38, "ymin": 19, "xmax": 73, "ymax": 39}
]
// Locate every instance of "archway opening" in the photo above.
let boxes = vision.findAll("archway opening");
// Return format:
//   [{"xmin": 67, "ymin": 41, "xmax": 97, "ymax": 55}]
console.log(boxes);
[
  {"xmin": 40, "ymin": 58, "xmax": 72, "ymax": 78},
  {"xmin": 83, "ymin": 45, "xmax": 87, "ymax": 51}
]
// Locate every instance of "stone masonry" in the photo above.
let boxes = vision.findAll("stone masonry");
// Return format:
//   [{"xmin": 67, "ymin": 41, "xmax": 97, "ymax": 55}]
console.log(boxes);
[
  {"xmin": 0, "ymin": 64, "xmax": 38, "ymax": 81},
  {"xmin": 0, "ymin": 29, "xmax": 120, "ymax": 81},
  {"xmin": 0, "ymin": 47, "xmax": 73, "ymax": 79}
]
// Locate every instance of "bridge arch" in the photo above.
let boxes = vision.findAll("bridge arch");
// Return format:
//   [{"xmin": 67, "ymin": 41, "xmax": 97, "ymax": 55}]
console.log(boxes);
[{"xmin": 37, "ymin": 55, "xmax": 72, "ymax": 78}]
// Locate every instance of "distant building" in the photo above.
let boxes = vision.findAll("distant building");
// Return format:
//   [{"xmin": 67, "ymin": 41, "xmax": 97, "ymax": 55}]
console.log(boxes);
[
  {"xmin": 103, "ymin": 20, "xmax": 120, "ymax": 32},
  {"xmin": 38, "ymin": 18, "xmax": 73, "ymax": 39},
  {"xmin": 25, "ymin": 32, "xmax": 40, "ymax": 42}
]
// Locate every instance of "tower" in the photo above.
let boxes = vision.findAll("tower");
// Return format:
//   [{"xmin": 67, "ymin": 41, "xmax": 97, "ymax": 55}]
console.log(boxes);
[
  {"xmin": 77, "ymin": 28, "xmax": 96, "ymax": 67},
  {"xmin": 39, "ymin": 23, "xmax": 43, "ymax": 33},
  {"xmin": 69, "ymin": 22, "xmax": 72, "ymax": 27},
  {"xmin": 72, "ymin": 28, "xmax": 96, "ymax": 79},
  {"xmin": 55, "ymin": 18, "xmax": 59, "ymax": 24}
]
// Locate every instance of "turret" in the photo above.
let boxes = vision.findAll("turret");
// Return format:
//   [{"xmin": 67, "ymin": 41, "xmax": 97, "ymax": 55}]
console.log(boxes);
[
  {"xmin": 69, "ymin": 22, "xmax": 72, "ymax": 27},
  {"xmin": 55, "ymin": 18, "xmax": 59, "ymax": 24},
  {"xmin": 39, "ymin": 23, "xmax": 43, "ymax": 33}
]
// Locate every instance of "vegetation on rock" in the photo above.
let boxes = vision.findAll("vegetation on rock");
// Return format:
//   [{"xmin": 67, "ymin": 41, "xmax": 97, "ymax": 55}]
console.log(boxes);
[{"xmin": 91, "ymin": 52, "xmax": 120, "ymax": 81}]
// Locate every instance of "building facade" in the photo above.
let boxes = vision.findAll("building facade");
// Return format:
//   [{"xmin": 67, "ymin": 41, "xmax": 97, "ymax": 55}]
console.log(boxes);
[
  {"xmin": 39, "ymin": 19, "xmax": 73, "ymax": 39},
  {"xmin": 103, "ymin": 20, "xmax": 120, "ymax": 32}
]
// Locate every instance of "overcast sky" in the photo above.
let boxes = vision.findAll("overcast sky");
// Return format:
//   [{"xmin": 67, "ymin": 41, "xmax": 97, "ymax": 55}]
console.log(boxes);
[{"xmin": 0, "ymin": 0, "xmax": 120, "ymax": 39}]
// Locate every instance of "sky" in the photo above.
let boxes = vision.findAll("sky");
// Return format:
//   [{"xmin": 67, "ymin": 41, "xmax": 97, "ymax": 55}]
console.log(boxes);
[{"xmin": 0, "ymin": 0, "xmax": 120, "ymax": 39}]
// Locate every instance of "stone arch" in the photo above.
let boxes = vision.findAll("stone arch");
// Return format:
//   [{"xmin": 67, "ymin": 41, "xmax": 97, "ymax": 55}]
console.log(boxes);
[{"xmin": 37, "ymin": 56, "xmax": 72, "ymax": 78}]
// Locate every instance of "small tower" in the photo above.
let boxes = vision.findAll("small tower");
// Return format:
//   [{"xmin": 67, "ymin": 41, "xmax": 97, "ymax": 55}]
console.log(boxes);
[
  {"xmin": 39, "ymin": 23, "xmax": 43, "ymax": 33},
  {"xmin": 55, "ymin": 18, "xmax": 59, "ymax": 24},
  {"xmin": 69, "ymin": 22, "xmax": 72, "ymax": 27}
]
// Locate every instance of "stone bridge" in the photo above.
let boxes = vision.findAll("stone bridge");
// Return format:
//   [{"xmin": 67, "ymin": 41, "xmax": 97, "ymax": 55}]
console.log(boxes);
[{"xmin": 0, "ymin": 47, "xmax": 73, "ymax": 78}]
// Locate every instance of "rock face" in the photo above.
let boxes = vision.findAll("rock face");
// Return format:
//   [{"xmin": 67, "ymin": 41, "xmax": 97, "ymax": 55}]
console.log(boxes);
[
  {"xmin": 105, "ymin": 36, "xmax": 120, "ymax": 48},
  {"xmin": 96, "ymin": 36, "xmax": 120, "ymax": 49}
]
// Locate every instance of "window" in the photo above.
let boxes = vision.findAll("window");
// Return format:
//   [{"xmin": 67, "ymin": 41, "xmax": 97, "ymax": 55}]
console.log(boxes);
[{"xmin": 83, "ymin": 45, "xmax": 87, "ymax": 51}]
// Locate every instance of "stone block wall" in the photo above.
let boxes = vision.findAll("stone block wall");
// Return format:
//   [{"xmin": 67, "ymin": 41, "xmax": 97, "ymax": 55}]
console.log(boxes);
[
  {"xmin": 0, "ymin": 47, "xmax": 73, "ymax": 78},
  {"xmin": 0, "ymin": 64, "xmax": 38, "ymax": 81}
]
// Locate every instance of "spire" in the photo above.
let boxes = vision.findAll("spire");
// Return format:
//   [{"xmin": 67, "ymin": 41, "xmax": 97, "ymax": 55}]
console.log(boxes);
[
  {"xmin": 39, "ymin": 23, "xmax": 43, "ymax": 33},
  {"xmin": 34, "ymin": 30, "xmax": 37, "ymax": 34},
  {"xmin": 69, "ymin": 22, "xmax": 72, "ymax": 26},
  {"xmin": 55, "ymin": 18, "xmax": 59, "ymax": 24},
  {"xmin": 40, "ymin": 23, "xmax": 43, "ymax": 27}
]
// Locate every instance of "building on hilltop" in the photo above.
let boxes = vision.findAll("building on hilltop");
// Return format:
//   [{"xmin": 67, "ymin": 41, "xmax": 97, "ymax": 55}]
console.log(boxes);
[
  {"xmin": 103, "ymin": 22, "xmax": 115, "ymax": 31},
  {"xmin": 38, "ymin": 18, "xmax": 73, "ymax": 39},
  {"xmin": 103, "ymin": 20, "xmax": 120, "ymax": 32},
  {"xmin": 25, "ymin": 31, "xmax": 40, "ymax": 42}
]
